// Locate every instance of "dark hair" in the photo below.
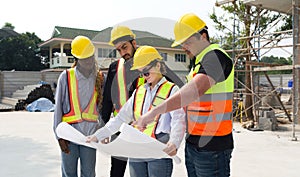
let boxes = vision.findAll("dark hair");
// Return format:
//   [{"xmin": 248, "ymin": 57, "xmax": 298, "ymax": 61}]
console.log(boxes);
[
  {"xmin": 191, "ymin": 27, "xmax": 210, "ymax": 42},
  {"xmin": 71, "ymin": 58, "xmax": 78, "ymax": 68},
  {"xmin": 199, "ymin": 27, "xmax": 210, "ymax": 42},
  {"xmin": 95, "ymin": 70, "xmax": 104, "ymax": 111}
]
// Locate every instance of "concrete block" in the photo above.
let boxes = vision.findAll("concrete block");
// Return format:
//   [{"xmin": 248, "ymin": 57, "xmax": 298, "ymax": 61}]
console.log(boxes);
[{"xmin": 258, "ymin": 110, "xmax": 277, "ymax": 131}]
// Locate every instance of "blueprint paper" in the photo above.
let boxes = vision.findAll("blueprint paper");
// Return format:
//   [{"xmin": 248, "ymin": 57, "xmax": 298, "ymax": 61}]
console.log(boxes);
[
  {"xmin": 56, "ymin": 122, "xmax": 97, "ymax": 149},
  {"xmin": 56, "ymin": 122, "xmax": 180, "ymax": 162},
  {"xmin": 102, "ymin": 123, "xmax": 169, "ymax": 159}
]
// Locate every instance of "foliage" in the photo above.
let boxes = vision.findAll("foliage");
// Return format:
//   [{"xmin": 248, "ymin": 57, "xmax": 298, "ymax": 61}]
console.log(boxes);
[
  {"xmin": 3, "ymin": 22, "xmax": 15, "ymax": 30},
  {"xmin": 210, "ymin": 0, "xmax": 291, "ymax": 59},
  {"xmin": 260, "ymin": 55, "xmax": 292, "ymax": 65},
  {"xmin": 0, "ymin": 31, "xmax": 48, "ymax": 71},
  {"xmin": 278, "ymin": 15, "xmax": 292, "ymax": 32},
  {"xmin": 259, "ymin": 55, "xmax": 292, "ymax": 74},
  {"xmin": 211, "ymin": 0, "xmax": 292, "ymax": 86}
]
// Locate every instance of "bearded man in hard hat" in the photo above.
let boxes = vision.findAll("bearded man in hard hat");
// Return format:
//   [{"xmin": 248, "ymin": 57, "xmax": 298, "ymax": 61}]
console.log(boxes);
[
  {"xmin": 53, "ymin": 35, "xmax": 104, "ymax": 177},
  {"xmin": 87, "ymin": 45, "xmax": 186, "ymax": 177},
  {"xmin": 101, "ymin": 25, "xmax": 184, "ymax": 177},
  {"xmin": 134, "ymin": 13, "xmax": 234, "ymax": 177}
]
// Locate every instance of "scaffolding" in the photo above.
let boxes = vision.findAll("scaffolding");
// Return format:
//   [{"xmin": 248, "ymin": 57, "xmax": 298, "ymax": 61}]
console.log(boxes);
[{"xmin": 215, "ymin": 0, "xmax": 299, "ymax": 140}]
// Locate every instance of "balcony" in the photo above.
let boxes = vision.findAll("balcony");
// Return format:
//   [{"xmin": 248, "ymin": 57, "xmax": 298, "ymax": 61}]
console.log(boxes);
[{"xmin": 50, "ymin": 56, "xmax": 75, "ymax": 68}]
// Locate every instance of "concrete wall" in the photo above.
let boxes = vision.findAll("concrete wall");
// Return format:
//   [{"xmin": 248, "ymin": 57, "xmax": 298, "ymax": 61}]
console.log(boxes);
[
  {"xmin": 257, "ymin": 74, "xmax": 293, "ymax": 87},
  {"xmin": 0, "ymin": 71, "xmax": 62, "ymax": 98}
]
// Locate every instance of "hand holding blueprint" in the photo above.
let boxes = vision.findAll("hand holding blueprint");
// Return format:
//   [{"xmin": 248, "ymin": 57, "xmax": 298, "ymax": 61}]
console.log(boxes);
[{"xmin": 56, "ymin": 122, "xmax": 181, "ymax": 164}]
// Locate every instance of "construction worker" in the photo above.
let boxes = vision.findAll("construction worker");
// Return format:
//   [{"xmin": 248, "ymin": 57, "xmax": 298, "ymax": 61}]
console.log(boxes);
[
  {"xmin": 53, "ymin": 35, "xmax": 104, "ymax": 177},
  {"xmin": 101, "ymin": 25, "xmax": 184, "ymax": 177},
  {"xmin": 87, "ymin": 45, "xmax": 186, "ymax": 177},
  {"xmin": 133, "ymin": 13, "xmax": 234, "ymax": 177}
]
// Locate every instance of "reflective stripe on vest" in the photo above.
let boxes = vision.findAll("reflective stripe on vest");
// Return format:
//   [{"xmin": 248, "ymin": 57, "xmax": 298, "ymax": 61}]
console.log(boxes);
[
  {"xmin": 133, "ymin": 81, "xmax": 175, "ymax": 138},
  {"xmin": 62, "ymin": 68, "xmax": 99, "ymax": 123},
  {"xmin": 113, "ymin": 58, "xmax": 145, "ymax": 116},
  {"xmin": 186, "ymin": 44, "xmax": 234, "ymax": 136}
]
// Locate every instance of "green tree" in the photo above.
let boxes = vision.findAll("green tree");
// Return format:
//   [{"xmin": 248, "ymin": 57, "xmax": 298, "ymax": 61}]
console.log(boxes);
[
  {"xmin": 259, "ymin": 55, "xmax": 292, "ymax": 74},
  {"xmin": 0, "ymin": 32, "xmax": 48, "ymax": 71},
  {"xmin": 3, "ymin": 22, "xmax": 15, "ymax": 30},
  {"xmin": 211, "ymin": 0, "xmax": 291, "ymax": 120}
]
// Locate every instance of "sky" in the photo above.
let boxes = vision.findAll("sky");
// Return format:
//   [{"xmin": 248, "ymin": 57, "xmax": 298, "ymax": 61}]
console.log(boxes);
[
  {"xmin": 0, "ymin": 0, "xmax": 292, "ymax": 57},
  {"xmin": 0, "ymin": 0, "xmax": 219, "ymax": 41}
]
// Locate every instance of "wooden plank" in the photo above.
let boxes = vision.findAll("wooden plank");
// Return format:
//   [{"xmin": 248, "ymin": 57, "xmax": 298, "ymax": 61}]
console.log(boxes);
[
  {"xmin": 245, "ymin": 61, "xmax": 283, "ymax": 67},
  {"xmin": 253, "ymin": 65, "xmax": 298, "ymax": 72}
]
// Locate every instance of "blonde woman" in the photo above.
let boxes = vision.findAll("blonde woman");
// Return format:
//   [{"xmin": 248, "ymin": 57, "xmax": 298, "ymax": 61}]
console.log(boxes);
[{"xmin": 87, "ymin": 46, "xmax": 185, "ymax": 177}]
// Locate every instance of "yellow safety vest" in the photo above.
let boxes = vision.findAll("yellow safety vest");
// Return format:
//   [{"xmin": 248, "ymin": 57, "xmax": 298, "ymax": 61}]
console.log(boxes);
[
  {"xmin": 133, "ymin": 81, "xmax": 175, "ymax": 138},
  {"xmin": 114, "ymin": 58, "xmax": 144, "ymax": 116},
  {"xmin": 186, "ymin": 44, "xmax": 234, "ymax": 136},
  {"xmin": 62, "ymin": 68, "xmax": 99, "ymax": 123}
]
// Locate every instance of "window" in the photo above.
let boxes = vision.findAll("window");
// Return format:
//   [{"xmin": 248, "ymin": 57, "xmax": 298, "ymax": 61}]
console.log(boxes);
[
  {"xmin": 160, "ymin": 53, "xmax": 167, "ymax": 61},
  {"xmin": 57, "ymin": 58, "xmax": 60, "ymax": 64},
  {"xmin": 109, "ymin": 49, "xmax": 116, "ymax": 58},
  {"xmin": 175, "ymin": 54, "xmax": 186, "ymax": 62},
  {"xmin": 98, "ymin": 48, "xmax": 116, "ymax": 58},
  {"xmin": 68, "ymin": 57, "xmax": 75, "ymax": 63},
  {"xmin": 51, "ymin": 58, "xmax": 54, "ymax": 65}
]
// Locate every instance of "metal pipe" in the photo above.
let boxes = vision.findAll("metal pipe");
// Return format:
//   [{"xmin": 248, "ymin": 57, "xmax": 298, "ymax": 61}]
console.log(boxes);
[{"xmin": 292, "ymin": 0, "xmax": 298, "ymax": 141}]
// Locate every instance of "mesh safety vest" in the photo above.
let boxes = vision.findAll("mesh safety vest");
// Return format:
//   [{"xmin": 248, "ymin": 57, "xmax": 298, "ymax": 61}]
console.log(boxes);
[
  {"xmin": 186, "ymin": 44, "xmax": 234, "ymax": 136},
  {"xmin": 62, "ymin": 68, "xmax": 99, "ymax": 123},
  {"xmin": 133, "ymin": 81, "xmax": 175, "ymax": 138},
  {"xmin": 114, "ymin": 58, "xmax": 144, "ymax": 116}
]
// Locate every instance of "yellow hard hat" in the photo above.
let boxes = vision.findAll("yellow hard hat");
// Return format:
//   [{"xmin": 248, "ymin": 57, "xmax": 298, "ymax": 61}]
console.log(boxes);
[
  {"xmin": 109, "ymin": 26, "xmax": 136, "ymax": 46},
  {"xmin": 71, "ymin": 35, "xmax": 95, "ymax": 59},
  {"xmin": 171, "ymin": 13, "xmax": 206, "ymax": 47},
  {"xmin": 131, "ymin": 46, "xmax": 162, "ymax": 70}
]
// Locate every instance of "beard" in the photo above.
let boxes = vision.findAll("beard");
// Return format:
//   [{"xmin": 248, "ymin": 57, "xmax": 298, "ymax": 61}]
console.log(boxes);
[{"xmin": 122, "ymin": 54, "xmax": 131, "ymax": 60}]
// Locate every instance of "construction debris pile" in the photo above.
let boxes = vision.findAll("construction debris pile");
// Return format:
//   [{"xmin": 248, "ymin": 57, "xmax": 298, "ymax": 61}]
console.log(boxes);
[
  {"xmin": 233, "ymin": 88, "xmax": 293, "ymax": 131},
  {"xmin": 15, "ymin": 84, "xmax": 55, "ymax": 111}
]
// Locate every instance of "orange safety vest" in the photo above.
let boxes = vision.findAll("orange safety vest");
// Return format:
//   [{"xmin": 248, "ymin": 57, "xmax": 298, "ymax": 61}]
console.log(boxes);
[
  {"xmin": 62, "ymin": 68, "xmax": 99, "ymax": 124},
  {"xmin": 114, "ymin": 58, "xmax": 144, "ymax": 115},
  {"xmin": 133, "ymin": 81, "xmax": 175, "ymax": 138},
  {"xmin": 186, "ymin": 44, "xmax": 234, "ymax": 136}
]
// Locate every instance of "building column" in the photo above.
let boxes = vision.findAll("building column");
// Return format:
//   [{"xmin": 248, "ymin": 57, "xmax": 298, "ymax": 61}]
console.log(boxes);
[
  {"xmin": 49, "ymin": 46, "xmax": 53, "ymax": 68},
  {"xmin": 60, "ymin": 43, "xmax": 65, "ymax": 56}
]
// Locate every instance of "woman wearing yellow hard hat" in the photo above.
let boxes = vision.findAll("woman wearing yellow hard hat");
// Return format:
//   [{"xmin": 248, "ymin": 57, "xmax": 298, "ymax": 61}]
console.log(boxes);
[
  {"xmin": 54, "ymin": 35, "xmax": 104, "ymax": 177},
  {"xmin": 134, "ymin": 13, "xmax": 234, "ymax": 177},
  {"xmin": 103, "ymin": 25, "xmax": 184, "ymax": 177},
  {"xmin": 87, "ymin": 45, "xmax": 186, "ymax": 177}
]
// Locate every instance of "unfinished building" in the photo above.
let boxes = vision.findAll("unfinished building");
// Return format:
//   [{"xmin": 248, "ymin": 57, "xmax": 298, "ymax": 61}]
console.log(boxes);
[{"xmin": 215, "ymin": 0, "xmax": 299, "ymax": 140}]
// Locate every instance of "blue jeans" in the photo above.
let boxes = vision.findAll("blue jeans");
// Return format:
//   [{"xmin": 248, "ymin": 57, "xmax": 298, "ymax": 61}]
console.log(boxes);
[
  {"xmin": 61, "ymin": 142, "xmax": 96, "ymax": 177},
  {"xmin": 185, "ymin": 143, "xmax": 232, "ymax": 177},
  {"xmin": 129, "ymin": 158, "xmax": 173, "ymax": 177}
]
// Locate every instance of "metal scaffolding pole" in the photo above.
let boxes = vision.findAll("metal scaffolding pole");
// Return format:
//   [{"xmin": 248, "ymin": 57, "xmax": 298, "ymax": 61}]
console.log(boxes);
[
  {"xmin": 217, "ymin": 1, "xmax": 298, "ymax": 137},
  {"xmin": 292, "ymin": 0, "xmax": 299, "ymax": 141}
]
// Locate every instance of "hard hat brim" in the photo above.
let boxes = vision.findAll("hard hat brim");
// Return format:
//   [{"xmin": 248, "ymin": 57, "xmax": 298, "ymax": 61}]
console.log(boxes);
[
  {"xmin": 130, "ymin": 65, "xmax": 141, "ymax": 70},
  {"xmin": 109, "ymin": 34, "xmax": 136, "ymax": 46},
  {"xmin": 171, "ymin": 41, "xmax": 181, "ymax": 47}
]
